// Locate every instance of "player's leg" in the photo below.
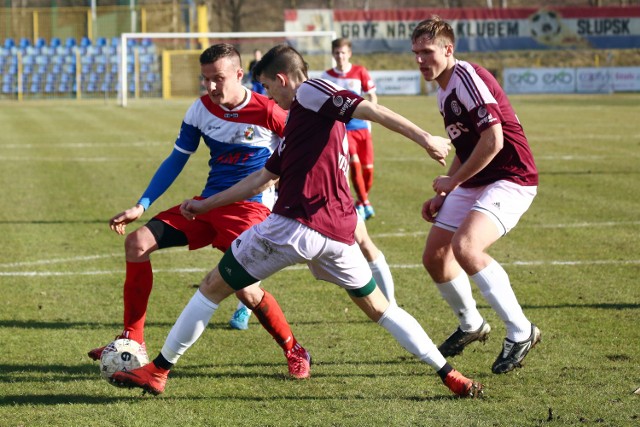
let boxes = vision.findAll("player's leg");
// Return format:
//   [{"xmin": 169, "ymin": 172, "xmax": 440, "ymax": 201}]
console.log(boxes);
[
  {"xmin": 453, "ymin": 181, "xmax": 539, "ymax": 373},
  {"xmin": 358, "ymin": 129, "xmax": 375, "ymax": 218},
  {"xmin": 423, "ymin": 225, "xmax": 489, "ymax": 358},
  {"xmin": 88, "ymin": 216, "xmax": 189, "ymax": 361},
  {"xmin": 110, "ymin": 265, "xmax": 238, "ymax": 395},
  {"xmin": 347, "ymin": 131, "xmax": 369, "ymax": 218},
  {"xmin": 311, "ymin": 238, "xmax": 481, "ymax": 398},
  {"xmin": 354, "ymin": 220, "xmax": 395, "ymax": 304}
]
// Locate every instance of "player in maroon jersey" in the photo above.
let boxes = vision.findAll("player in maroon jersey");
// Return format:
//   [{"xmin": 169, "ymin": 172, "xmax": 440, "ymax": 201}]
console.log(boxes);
[
  {"xmin": 411, "ymin": 16, "xmax": 541, "ymax": 374},
  {"xmin": 111, "ymin": 44, "xmax": 483, "ymax": 398}
]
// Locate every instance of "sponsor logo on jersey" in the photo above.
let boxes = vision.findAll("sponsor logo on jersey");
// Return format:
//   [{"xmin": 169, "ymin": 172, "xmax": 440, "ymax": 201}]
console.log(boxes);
[
  {"xmin": 224, "ymin": 113, "xmax": 239, "ymax": 118},
  {"xmin": 244, "ymin": 126, "xmax": 255, "ymax": 141}
]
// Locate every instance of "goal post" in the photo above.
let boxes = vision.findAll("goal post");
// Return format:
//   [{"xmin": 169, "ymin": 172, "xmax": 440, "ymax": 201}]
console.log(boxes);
[{"xmin": 119, "ymin": 31, "xmax": 337, "ymax": 107}]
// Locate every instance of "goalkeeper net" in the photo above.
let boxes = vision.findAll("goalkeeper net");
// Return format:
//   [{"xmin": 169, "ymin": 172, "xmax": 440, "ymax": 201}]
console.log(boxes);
[{"xmin": 119, "ymin": 31, "xmax": 336, "ymax": 106}]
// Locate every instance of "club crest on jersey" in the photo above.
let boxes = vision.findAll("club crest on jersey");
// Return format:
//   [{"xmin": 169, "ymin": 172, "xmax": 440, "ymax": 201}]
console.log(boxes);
[
  {"xmin": 333, "ymin": 95, "xmax": 344, "ymax": 107},
  {"xmin": 477, "ymin": 106, "xmax": 487, "ymax": 118},
  {"xmin": 244, "ymin": 126, "xmax": 255, "ymax": 140},
  {"xmin": 451, "ymin": 100, "xmax": 462, "ymax": 116}
]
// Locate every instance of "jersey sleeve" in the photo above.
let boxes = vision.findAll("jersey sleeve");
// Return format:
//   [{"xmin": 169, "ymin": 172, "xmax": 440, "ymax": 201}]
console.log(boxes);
[
  {"xmin": 360, "ymin": 66, "xmax": 376, "ymax": 94},
  {"xmin": 297, "ymin": 79, "xmax": 364, "ymax": 124},
  {"xmin": 454, "ymin": 65, "xmax": 502, "ymax": 134},
  {"xmin": 265, "ymin": 101, "xmax": 287, "ymax": 138}
]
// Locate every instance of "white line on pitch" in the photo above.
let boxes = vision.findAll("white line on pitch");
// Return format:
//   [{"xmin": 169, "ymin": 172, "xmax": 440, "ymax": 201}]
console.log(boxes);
[{"xmin": 1, "ymin": 259, "xmax": 639, "ymax": 277}]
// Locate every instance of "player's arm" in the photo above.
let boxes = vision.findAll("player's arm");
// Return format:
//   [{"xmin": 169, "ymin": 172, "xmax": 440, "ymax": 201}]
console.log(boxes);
[
  {"xmin": 109, "ymin": 148, "xmax": 190, "ymax": 235},
  {"xmin": 432, "ymin": 124, "xmax": 503, "ymax": 195},
  {"xmin": 365, "ymin": 90, "xmax": 377, "ymax": 105},
  {"xmin": 181, "ymin": 168, "xmax": 279, "ymax": 220},
  {"xmin": 353, "ymin": 100, "xmax": 450, "ymax": 166}
]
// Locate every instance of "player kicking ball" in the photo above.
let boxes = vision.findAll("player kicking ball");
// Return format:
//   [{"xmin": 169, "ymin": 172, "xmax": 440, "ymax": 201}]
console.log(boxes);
[{"xmin": 111, "ymin": 44, "xmax": 482, "ymax": 398}]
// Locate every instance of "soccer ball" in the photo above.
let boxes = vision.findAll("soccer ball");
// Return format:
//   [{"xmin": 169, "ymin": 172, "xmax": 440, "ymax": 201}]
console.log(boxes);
[
  {"xmin": 99, "ymin": 338, "xmax": 149, "ymax": 380},
  {"xmin": 529, "ymin": 9, "xmax": 562, "ymax": 43}
]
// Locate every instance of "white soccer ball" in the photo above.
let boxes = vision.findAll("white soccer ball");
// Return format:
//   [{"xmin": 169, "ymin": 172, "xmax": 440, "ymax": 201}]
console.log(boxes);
[
  {"xmin": 530, "ymin": 9, "xmax": 562, "ymax": 43},
  {"xmin": 99, "ymin": 338, "xmax": 149, "ymax": 380}
]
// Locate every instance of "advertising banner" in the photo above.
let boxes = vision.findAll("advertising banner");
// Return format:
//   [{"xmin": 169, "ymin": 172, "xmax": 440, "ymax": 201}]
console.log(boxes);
[
  {"xmin": 503, "ymin": 68, "xmax": 576, "ymax": 93},
  {"xmin": 504, "ymin": 67, "xmax": 640, "ymax": 93},
  {"xmin": 309, "ymin": 70, "xmax": 422, "ymax": 95},
  {"xmin": 285, "ymin": 7, "xmax": 640, "ymax": 52}
]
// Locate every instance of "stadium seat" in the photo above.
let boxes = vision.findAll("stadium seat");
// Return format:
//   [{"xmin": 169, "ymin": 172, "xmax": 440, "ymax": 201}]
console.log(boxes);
[
  {"xmin": 64, "ymin": 37, "xmax": 76, "ymax": 48},
  {"xmin": 2, "ymin": 83, "xmax": 13, "ymax": 93},
  {"xmin": 44, "ymin": 83, "xmax": 54, "ymax": 93},
  {"xmin": 19, "ymin": 38, "xmax": 31, "ymax": 49},
  {"xmin": 63, "ymin": 63, "xmax": 75, "ymax": 74},
  {"xmin": 36, "ymin": 38, "xmax": 47, "ymax": 49},
  {"xmin": 52, "ymin": 63, "xmax": 62, "ymax": 74},
  {"xmin": 96, "ymin": 37, "xmax": 107, "ymax": 47},
  {"xmin": 23, "ymin": 55, "xmax": 36, "ymax": 65},
  {"xmin": 30, "ymin": 82, "xmax": 40, "ymax": 93},
  {"xmin": 80, "ymin": 36, "xmax": 91, "ymax": 47},
  {"xmin": 23, "ymin": 64, "xmax": 33, "ymax": 75},
  {"xmin": 2, "ymin": 73, "xmax": 13, "ymax": 83},
  {"xmin": 50, "ymin": 37, "xmax": 61, "ymax": 48},
  {"xmin": 4, "ymin": 38, "xmax": 15, "ymax": 49}
]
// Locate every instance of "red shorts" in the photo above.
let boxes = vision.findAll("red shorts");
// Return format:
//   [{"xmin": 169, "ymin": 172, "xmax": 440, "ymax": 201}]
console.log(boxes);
[
  {"xmin": 154, "ymin": 198, "xmax": 271, "ymax": 252},
  {"xmin": 347, "ymin": 128, "xmax": 374, "ymax": 166}
]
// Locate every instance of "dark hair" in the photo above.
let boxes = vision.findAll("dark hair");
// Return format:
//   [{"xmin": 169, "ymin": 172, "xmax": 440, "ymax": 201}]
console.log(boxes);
[
  {"xmin": 411, "ymin": 15, "xmax": 455, "ymax": 47},
  {"xmin": 331, "ymin": 37, "xmax": 352, "ymax": 50},
  {"xmin": 252, "ymin": 44, "xmax": 308, "ymax": 80},
  {"xmin": 199, "ymin": 43, "xmax": 242, "ymax": 66}
]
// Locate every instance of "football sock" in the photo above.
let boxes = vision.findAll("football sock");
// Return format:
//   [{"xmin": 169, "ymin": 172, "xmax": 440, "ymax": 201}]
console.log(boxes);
[
  {"xmin": 160, "ymin": 289, "xmax": 219, "ymax": 364},
  {"xmin": 251, "ymin": 290, "xmax": 298, "ymax": 353},
  {"xmin": 436, "ymin": 363, "xmax": 454, "ymax": 381},
  {"xmin": 362, "ymin": 165, "xmax": 374, "ymax": 193},
  {"xmin": 368, "ymin": 252, "xmax": 396, "ymax": 304},
  {"xmin": 378, "ymin": 303, "xmax": 446, "ymax": 371},
  {"xmin": 436, "ymin": 271, "xmax": 484, "ymax": 332},
  {"xmin": 471, "ymin": 259, "xmax": 531, "ymax": 342},
  {"xmin": 349, "ymin": 161, "xmax": 368, "ymax": 205},
  {"xmin": 122, "ymin": 260, "xmax": 153, "ymax": 344}
]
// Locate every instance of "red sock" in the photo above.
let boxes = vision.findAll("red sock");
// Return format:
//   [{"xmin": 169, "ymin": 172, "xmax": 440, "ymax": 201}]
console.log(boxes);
[
  {"xmin": 122, "ymin": 260, "xmax": 153, "ymax": 344},
  {"xmin": 363, "ymin": 166, "xmax": 374, "ymax": 194},
  {"xmin": 251, "ymin": 290, "xmax": 297, "ymax": 353},
  {"xmin": 350, "ymin": 161, "xmax": 368, "ymax": 204}
]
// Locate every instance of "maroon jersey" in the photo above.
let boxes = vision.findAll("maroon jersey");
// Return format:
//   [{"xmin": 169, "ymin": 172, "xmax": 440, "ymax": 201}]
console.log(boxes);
[
  {"xmin": 265, "ymin": 78, "xmax": 364, "ymax": 244},
  {"xmin": 437, "ymin": 60, "xmax": 538, "ymax": 187}
]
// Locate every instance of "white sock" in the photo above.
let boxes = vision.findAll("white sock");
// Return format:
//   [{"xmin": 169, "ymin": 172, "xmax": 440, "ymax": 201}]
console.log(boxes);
[
  {"xmin": 378, "ymin": 303, "xmax": 446, "ymax": 371},
  {"xmin": 161, "ymin": 290, "xmax": 219, "ymax": 364},
  {"xmin": 369, "ymin": 252, "xmax": 396, "ymax": 305},
  {"xmin": 471, "ymin": 260, "xmax": 531, "ymax": 342},
  {"xmin": 235, "ymin": 300, "xmax": 252, "ymax": 315},
  {"xmin": 436, "ymin": 272, "xmax": 484, "ymax": 332}
]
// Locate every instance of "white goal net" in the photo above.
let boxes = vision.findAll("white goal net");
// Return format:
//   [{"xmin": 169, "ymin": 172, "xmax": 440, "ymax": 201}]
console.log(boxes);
[{"xmin": 118, "ymin": 31, "xmax": 336, "ymax": 107}]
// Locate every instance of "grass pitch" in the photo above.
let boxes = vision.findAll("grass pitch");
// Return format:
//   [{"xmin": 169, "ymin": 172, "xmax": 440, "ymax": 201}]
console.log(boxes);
[{"xmin": 0, "ymin": 94, "xmax": 638, "ymax": 426}]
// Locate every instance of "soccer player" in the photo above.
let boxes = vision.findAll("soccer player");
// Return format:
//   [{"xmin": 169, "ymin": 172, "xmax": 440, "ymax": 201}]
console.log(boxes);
[
  {"xmin": 88, "ymin": 43, "xmax": 311, "ymax": 379},
  {"xmin": 411, "ymin": 17, "xmax": 541, "ymax": 374},
  {"xmin": 322, "ymin": 38, "xmax": 377, "ymax": 220},
  {"xmin": 111, "ymin": 44, "xmax": 482, "ymax": 398}
]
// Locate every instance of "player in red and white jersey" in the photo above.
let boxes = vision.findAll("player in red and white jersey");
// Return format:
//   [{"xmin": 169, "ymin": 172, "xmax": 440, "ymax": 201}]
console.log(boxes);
[
  {"xmin": 322, "ymin": 38, "xmax": 378, "ymax": 220},
  {"xmin": 111, "ymin": 44, "xmax": 485, "ymax": 398},
  {"xmin": 412, "ymin": 16, "xmax": 541, "ymax": 374},
  {"xmin": 88, "ymin": 44, "xmax": 312, "ymax": 382}
]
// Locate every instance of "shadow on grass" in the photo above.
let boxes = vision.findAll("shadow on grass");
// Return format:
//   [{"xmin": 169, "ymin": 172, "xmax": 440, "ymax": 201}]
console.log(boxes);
[{"xmin": 0, "ymin": 219, "xmax": 106, "ymax": 225}]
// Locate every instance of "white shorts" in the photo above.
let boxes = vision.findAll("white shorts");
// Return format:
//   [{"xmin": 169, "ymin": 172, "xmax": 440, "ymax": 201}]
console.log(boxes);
[
  {"xmin": 230, "ymin": 214, "xmax": 372, "ymax": 290},
  {"xmin": 435, "ymin": 180, "xmax": 537, "ymax": 236}
]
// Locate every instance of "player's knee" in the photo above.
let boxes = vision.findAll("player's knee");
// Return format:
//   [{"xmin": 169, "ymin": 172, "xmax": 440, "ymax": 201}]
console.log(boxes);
[{"xmin": 124, "ymin": 229, "xmax": 156, "ymax": 259}]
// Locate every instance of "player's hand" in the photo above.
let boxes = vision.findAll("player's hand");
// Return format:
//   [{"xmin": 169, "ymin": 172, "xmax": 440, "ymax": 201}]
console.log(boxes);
[
  {"xmin": 422, "ymin": 194, "xmax": 445, "ymax": 223},
  {"xmin": 432, "ymin": 175, "xmax": 458, "ymax": 196},
  {"xmin": 426, "ymin": 136, "xmax": 451, "ymax": 167},
  {"xmin": 180, "ymin": 198, "xmax": 206, "ymax": 220},
  {"xmin": 109, "ymin": 204, "xmax": 145, "ymax": 235}
]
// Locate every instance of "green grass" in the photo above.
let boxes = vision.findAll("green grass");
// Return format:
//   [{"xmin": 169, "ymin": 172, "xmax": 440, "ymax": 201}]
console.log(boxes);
[{"xmin": 0, "ymin": 94, "xmax": 639, "ymax": 426}]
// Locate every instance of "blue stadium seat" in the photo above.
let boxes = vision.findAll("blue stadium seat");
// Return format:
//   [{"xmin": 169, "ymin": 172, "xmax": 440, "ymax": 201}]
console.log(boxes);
[
  {"xmin": 63, "ymin": 63, "xmax": 75, "ymax": 74},
  {"xmin": 2, "ymin": 83, "xmax": 13, "ymax": 93},
  {"xmin": 96, "ymin": 37, "xmax": 107, "ymax": 47},
  {"xmin": 80, "ymin": 37, "xmax": 91, "ymax": 47},
  {"xmin": 23, "ymin": 64, "xmax": 33, "ymax": 75},
  {"xmin": 23, "ymin": 55, "xmax": 36, "ymax": 65},
  {"xmin": 36, "ymin": 38, "xmax": 47, "ymax": 49},
  {"xmin": 50, "ymin": 37, "xmax": 61, "ymax": 48},
  {"xmin": 4, "ymin": 38, "xmax": 15, "ymax": 49},
  {"xmin": 30, "ymin": 82, "xmax": 40, "ymax": 93},
  {"xmin": 44, "ymin": 83, "xmax": 54, "ymax": 93},
  {"xmin": 95, "ymin": 63, "xmax": 106, "ymax": 74},
  {"xmin": 19, "ymin": 38, "xmax": 31, "ymax": 50},
  {"xmin": 2, "ymin": 73, "xmax": 13, "ymax": 83},
  {"xmin": 36, "ymin": 64, "xmax": 47, "ymax": 75},
  {"xmin": 45, "ymin": 73, "xmax": 56, "ymax": 83},
  {"xmin": 65, "ymin": 37, "xmax": 76, "ymax": 48},
  {"xmin": 51, "ymin": 63, "xmax": 62, "ymax": 74}
]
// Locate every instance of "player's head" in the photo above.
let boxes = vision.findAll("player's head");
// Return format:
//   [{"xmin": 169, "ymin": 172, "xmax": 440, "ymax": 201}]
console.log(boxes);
[
  {"xmin": 331, "ymin": 38, "xmax": 352, "ymax": 70},
  {"xmin": 252, "ymin": 44, "xmax": 308, "ymax": 110},
  {"xmin": 410, "ymin": 16, "xmax": 455, "ymax": 83},
  {"xmin": 199, "ymin": 43, "xmax": 245, "ymax": 108}
]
